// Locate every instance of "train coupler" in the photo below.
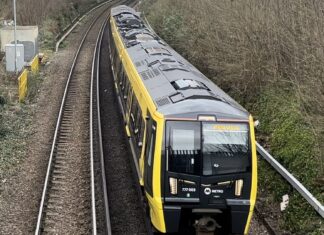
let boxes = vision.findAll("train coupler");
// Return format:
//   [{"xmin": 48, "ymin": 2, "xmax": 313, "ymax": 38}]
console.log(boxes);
[{"xmin": 194, "ymin": 216, "xmax": 220, "ymax": 235}]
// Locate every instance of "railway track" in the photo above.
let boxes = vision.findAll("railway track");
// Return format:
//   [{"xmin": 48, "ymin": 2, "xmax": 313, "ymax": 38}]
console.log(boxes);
[
  {"xmin": 34, "ymin": 1, "xmax": 121, "ymax": 234},
  {"xmin": 90, "ymin": 8, "xmax": 112, "ymax": 235},
  {"xmin": 254, "ymin": 207, "xmax": 278, "ymax": 235},
  {"xmin": 35, "ymin": 1, "xmax": 279, "ymax": 234},
  {"xmin": 98, "ymin": 11, "xmax": 149, "ymax": 235}
]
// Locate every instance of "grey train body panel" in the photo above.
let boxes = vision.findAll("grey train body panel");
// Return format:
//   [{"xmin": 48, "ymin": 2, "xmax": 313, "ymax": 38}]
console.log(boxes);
[{"xmin": 111, "ymin": 5, "xmax": 250, "ymax": 121}]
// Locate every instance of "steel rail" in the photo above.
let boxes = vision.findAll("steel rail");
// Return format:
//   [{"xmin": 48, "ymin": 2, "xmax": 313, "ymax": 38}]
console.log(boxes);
[
  {"xmin": 257, "ymin": 142, "xmax": 324, "ymax": 218},
  {"xmin": 96, "ymin": 17, "xmax": 113, "ymax": 235},
  {"xmin": 254, "ymin": 207, "xmax": 278, "ymax": 235},
  {"xmin": 90, "ymin": 15, "xmax": 103, "ymax": 235},
  {"xmin": 35, "ymin": 3, "xmax": 115, "ymax": 234},
  {"xmin": 90, "ymin": 12, "xmax": 112, "ymax": 235},
  {"xmin": 91, "ymin": 1, "xmax": 134, "ymax": 233},
  {"xmin": 106, "ymin": 2, "xmax": 154, "ymax": 234}
]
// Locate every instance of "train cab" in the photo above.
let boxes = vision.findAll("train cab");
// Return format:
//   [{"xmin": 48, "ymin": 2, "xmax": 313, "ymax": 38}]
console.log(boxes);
[{"xmin": 109, "ymin": 5, "xmax": 257, "ymax": 234}]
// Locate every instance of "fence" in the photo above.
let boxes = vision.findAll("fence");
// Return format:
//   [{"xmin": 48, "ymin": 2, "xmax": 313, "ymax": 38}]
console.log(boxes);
[
  {"xmin": 18, "ymin": 54, "xmax": 39, "ymax": 102},
  {"xmin": 30, "ymin": 55, "xmax": 39, "ymax": 73},
  {"xmin": 18, "ymin": 69, "xmax": 28, "ymax": 102}
]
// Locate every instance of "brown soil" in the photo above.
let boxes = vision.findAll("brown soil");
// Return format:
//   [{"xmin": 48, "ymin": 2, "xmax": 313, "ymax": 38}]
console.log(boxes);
[{"xmin": 249, "ymin": 216, "xmax": 271, "ymax": 235}]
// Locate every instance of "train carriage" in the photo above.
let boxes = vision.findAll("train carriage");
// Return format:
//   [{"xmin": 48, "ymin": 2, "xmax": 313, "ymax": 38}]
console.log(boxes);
[{"xmin": 108, "ymin": 5, "xmax": 257, "ymax": 234}]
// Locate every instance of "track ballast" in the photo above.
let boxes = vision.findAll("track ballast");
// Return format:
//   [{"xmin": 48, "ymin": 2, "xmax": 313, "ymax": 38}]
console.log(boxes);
[
  {"xmin": 99, "ymin": 19, "xmax": 148, "ymax": 235},
  {"xmin": 35, "ymin": 3, "xmax": 115, "ymax": 234}
]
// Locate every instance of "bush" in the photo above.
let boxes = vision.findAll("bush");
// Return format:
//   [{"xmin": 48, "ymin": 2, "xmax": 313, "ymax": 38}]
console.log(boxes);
[
  {"xmin": 141, "ymin": 0, "xmax": 324, "ymax": 233},
  {"xmin": 255, "ymin": 89, "xmax": 322, "ymax": 233},
  {"xmin": 39, "ymin": 18, "xmax": 59, "ymax": 50}
]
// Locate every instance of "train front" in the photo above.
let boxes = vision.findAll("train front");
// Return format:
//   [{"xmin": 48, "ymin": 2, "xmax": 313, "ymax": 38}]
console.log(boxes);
[{"xmin": 161, "ymin": 116, "xmax": 257, "ymax": 234}]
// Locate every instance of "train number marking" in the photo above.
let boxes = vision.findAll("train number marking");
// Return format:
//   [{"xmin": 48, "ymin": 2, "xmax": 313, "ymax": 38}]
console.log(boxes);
[{"xmin": 182, "ymin": 187, "xmax": 196, "ymax": 192}]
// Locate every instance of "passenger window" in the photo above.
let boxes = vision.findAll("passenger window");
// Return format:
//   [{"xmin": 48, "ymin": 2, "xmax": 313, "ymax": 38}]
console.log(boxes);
[
  {"xmin": 126, "ymin": 86, "xmax": 133, "ymax": 111},
  {"xmin": 130, "ymin": 94, "xmax": 138, "ymax": 129},
  {"xmin": 122, "ymin": 79, "xmax": 127, "ymax": 94},
  {"xmin": 119, "ymin": 70, "xmax": 126, "ymax": 91},
  {"xmin": 128, "ymin": 94, "xmax": 145, "ymax": 152},
  {"xmin": 116, "ymin": 65, "xmax": 122, "ymax": 86},
  {"xmin": 135, "ymin": 108, "xmax": 142, "ymax": 136},
  {"xmin": 137, "ymin": 119, "xmax": 145, "ymax": 147}
]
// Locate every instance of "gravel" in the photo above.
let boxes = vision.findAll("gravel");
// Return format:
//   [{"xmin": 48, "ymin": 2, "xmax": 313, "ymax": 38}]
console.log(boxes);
[
  {"xmin": 99, "ymin": 24, "xmax": 148, "ymax": 235},
  {"xmin": 0, "ymin": 5, "xmax": 112, "ymax": 235}
]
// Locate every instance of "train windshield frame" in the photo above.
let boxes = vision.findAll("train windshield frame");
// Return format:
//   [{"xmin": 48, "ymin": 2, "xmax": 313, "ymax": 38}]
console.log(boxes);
[{"xmin": 166, "ymin": 121, "xmax": 251, "ymax": 176}]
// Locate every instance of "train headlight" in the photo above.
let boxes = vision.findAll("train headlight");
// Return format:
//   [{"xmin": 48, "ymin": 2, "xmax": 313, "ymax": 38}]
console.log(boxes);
[
  {"xmin": 235, "ymin": 179, "xmax": 243, "ymax": 196},
  {"xmin": 169, "ymin": 177, "xmax": 178, "ymax": 195}
]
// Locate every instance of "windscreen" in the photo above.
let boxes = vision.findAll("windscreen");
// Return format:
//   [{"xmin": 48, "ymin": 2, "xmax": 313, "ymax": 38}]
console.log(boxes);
[
  {"xmin": 202, "ymin": 123, "xmax": 250, "ymax": 175},
  {"xmin": 167, "ymin": 122, "xmax": 201, "ymax": 175},
  {"xmin": 167, "ymin": 121, "xmax": 251, "ymax": 176}
]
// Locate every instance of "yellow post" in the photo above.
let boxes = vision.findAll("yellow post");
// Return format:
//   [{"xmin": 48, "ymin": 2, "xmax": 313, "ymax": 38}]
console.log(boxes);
[
  {"xmin": 30, "ymin": 55, "xmax": 39, "ymax": 73},
  {"xmin": 18, "ymin": 55, "xmax": 40, "ymax": 102},
  {"xmin": 18, "ymin": 69, "xmax": 28, "ymax": 102}
]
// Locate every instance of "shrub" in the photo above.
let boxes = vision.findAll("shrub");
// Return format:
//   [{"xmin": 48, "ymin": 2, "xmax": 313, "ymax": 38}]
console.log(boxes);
[{"xmin": 141, "ymin": 0, "xmax": 324, "ymax": 233}]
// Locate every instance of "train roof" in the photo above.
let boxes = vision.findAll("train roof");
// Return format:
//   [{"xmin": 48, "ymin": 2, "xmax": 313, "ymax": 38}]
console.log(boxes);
[{"xmin": 111, "ymin": 6, "xmax": 249, "ymax": 121}]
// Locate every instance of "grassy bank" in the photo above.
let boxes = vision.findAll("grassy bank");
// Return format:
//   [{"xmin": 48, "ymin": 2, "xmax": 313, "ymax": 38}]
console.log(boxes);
[
  {"xmin": 39, "ymin": 0, "xmax": 101, "ymax": 50},
  {"xmin": 0, "ymin": 66, "xmax": 33, "ymax": 178},
  {"xmin": 141, "ymin": 0, "xmax": 323, "ymax": 234}
]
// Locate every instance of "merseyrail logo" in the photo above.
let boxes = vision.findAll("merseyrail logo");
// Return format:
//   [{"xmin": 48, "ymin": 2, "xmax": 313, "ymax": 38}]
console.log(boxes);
[
  {"xmin": 204, "ymin": 188, "xmax": 211, "ymax": 195},
  {"xmin": 213, "ymin": 125, "xmax": 240, "ymax": 131}
]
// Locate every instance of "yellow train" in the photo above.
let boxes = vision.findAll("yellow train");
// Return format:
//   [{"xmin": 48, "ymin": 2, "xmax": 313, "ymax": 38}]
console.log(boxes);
[{"xmin": 108, "ymin": 5, "xmax": 257, "ymax": 234}]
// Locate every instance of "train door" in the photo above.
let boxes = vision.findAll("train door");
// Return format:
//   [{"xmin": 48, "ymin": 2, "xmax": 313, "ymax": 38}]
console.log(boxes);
[{"xmin": 144, "ymin": 113, "xmax": 156, "ymax": 196}]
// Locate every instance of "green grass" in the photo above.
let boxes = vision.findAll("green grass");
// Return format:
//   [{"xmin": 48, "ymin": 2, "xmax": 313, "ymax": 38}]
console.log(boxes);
[
  {"xmin": 0, "ymin": 100, "xmax": 33, "ymax": 179},
  {"xmin": 254, "ymin": 89, "xmax": 323, "ymax": 234},
  {"xmin": 0, "ymin": 68, "xmax": 35, "ymax": 179},
  {"xmin": 255, "ymin": 90, "xmax": 319, "ymax": 189},
  {"xmin": 39, "ymin": 0, "xmax": 100, "ymax": 50},
  {"xmin": 26, "ymin": 72, "xmax": 42, "ymax": 102},
  {"xmin": 40, "ymin": 18, "xmax": 59, "ymax": 50}
]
